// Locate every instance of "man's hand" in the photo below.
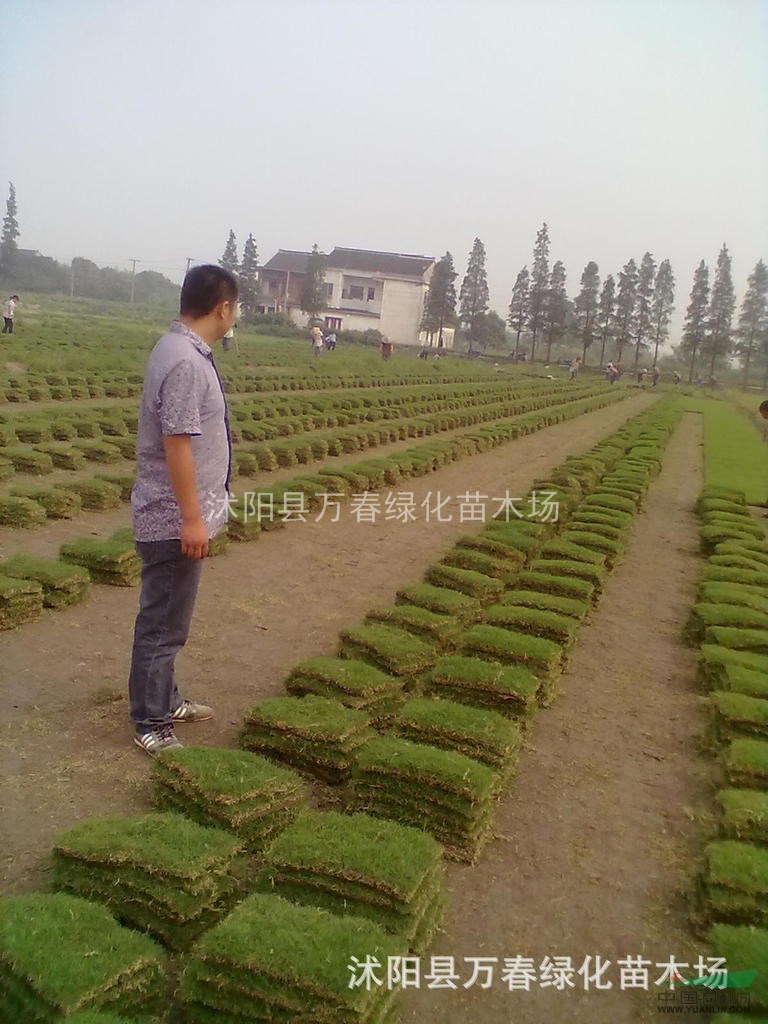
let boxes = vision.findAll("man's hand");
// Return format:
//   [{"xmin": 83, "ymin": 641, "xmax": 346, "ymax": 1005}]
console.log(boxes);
[{"xmin": 181, "ymin": 516, "xmax": 209, "ymax": 559}]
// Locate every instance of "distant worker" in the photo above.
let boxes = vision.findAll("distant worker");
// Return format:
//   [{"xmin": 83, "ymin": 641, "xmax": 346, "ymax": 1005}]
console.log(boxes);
[
  {"xmin": 569, "ymin": 356, "xmax": 581, "ymax": 381},
  {"xmin": 673, "ymin": 370, "xmax": 682, "ymax": 386},
  {"xmin": 381, "ymin": 339, "xmax": 393, "ymax": 360},
  {"xmin": 311, "ymin": 324, "xmax": 324, "ymax": 357},
  {"xmin": 325, "ymin": 330, "xmax": 337, "ymax": 351},
  {"xmin": 2, "ymin": 294, "xmax": 19, "ymax": 334},
  {"xmin": 652, "ymin": 365, "xmax": 660, "ymax": 386}
]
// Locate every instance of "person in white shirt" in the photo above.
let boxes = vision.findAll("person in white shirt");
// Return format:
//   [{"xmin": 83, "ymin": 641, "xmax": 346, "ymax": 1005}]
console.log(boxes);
[{"xmin": 2, "ymin": 295, "xmax": 19, "ymax": 334}]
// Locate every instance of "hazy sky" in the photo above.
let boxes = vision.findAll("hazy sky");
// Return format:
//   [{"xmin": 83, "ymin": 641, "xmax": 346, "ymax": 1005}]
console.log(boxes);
[{"xmin": 1, "ymin": 0, "xmax": 765, "ymax": 343}]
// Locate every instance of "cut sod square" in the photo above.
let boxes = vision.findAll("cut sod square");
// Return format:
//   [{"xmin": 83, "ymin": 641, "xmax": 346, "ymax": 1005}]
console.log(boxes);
[
  {"xmin": 241, "ymin": 694, "xmax": 375, "ymax": 783},
  {"xmin": 723, "ymin": 737, "xmax": 768, "ymax": 788},
  {"xmin": 0, "ymin": 892, "xmax": 164, "ymax": 1018},
  {"xmin": 424, "ymin": 563, "xmax": 506, "ymax": 601},
  {"xmin": 538, "ymin": 539, "xmax": 606, "ymax": 566},
  {"xmin": 718, "ymin": 664, "xmax": 768, "ymax": 701},
  {"xmin": 702, "ymin": 840, "xmax": 768, "ymax": 926},
  {"xmin": 498, "ymin": 588, "xmax": 590, "ymax": 622},
  {"xmin": 700, "ymin": 644, "xmax": 768, "ymax": 690},
  {"xmin": 0, "ymin": 495, "xmax": 48, "ymax": 528},
  {"xmin": 1, "ymin": 554, "xmax": 90, "ymax": 609},
  {"xmin": 709, "ymin": 923, "xmax": 768, "ymax": 1011},
  {"xmin": 686, "ymin": 604, "xmax": 768, "ymax": 644},
  {"xmin": 713, "ymin": 691, "xmax": 768, "ymax": 741},
  {"xmin": 440, "ymin": 547, "xmax": 522, "ymax": 583},
  {"xmin": 364, "ymin": 604, "xmax": 462, "ymax": 647},
  {"xmin": 60, "ymin": 537, "xmax": 141, "ymax": 586},
  {"xmin": 459, "ymin": 624, "xmax": 563, "ymax": 704},
  {"xmin": 179, "ymin": 892, "xmax": 404, "ymax": 1022},
  {"xmin": 513, "ymin": 570, "xmax": 596, "ymax": 603},
  {"xmin": 0, "ymin": 574, "xmax": 44, "ymax": 629},
  {"xmin": 703, "ymin": 565, "xmax": 768, "ymax": 589},
  {"xmin": 285, "ymin": 656, "xmax": 405, "ymax": 720},
  {"xmin": 152, "ymin": 746, "xmax": 310, "ymax": 852},
  {"xmin": 52, "ymin": 812, "xmax": 245, "ymax": 951},
  {"xmin": 704, "ymin": 626, "xmax": 768, "ymax": 655},
  {"xmin": 57, "ymin": 479, "xmax": 123, "ymax": 511},
  {"xmin": 389, "ymin": 696, "xmax": 522, "ymax": 771},
  {"xmin": 339, "ymin": 623, "xmax": 437, "ymax": 679},
  {"xmin": 10, "ymin": 485, "xmax": 83, "ymax": 520},
  {"xmin": 395, "ymin": 582, "xmax": 482, "ymax": 624},
  {"xmin": 483, "ymin": 604, "xmax": 580, "ymax": 647},
  {"xmin": 717, "ymin": 789, "xmax": 768, "ymax": 845},
  {"xmin": 424, "ymin": 655, "xmax": 539, "ymax": 719},
  {"xmin": 456, "ymin": 535, "xmax": 527, "ymax": 569},
  {"xmin": 527, "ymin": 557, "xmax": 606, "ymax": 592},
  {"xmin": 260, "ymin": 809, "xmax": 445, "ymax": 948}
]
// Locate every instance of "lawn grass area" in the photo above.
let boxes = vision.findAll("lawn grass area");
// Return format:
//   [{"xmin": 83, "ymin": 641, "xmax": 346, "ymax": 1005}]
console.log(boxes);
[{"xmin": 679, "ymin": 396, "xmax": 768, "ymax": 505}]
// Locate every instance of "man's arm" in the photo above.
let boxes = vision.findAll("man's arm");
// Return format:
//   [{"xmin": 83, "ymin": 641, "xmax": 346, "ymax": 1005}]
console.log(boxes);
[{"xmin": 163, "ymin": 434, "xmax": 208, "ymax": 559}]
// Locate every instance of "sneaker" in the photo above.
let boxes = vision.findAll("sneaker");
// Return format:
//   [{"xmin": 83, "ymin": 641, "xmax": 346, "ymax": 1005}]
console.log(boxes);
[
  {"xmin": 134, "ymin": 724, "xmax": 183, "ymax": 757},
  {"xmin": 171, "ymin": 699, "xmax": 213, "ymax": 723}
]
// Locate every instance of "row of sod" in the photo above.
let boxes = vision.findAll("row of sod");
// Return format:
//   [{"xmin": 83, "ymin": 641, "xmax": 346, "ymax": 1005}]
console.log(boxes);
[
  {"xmin": 0, "ymin": 378, "xmax": 610, "ymax": 492},
  {"xmin": 1, "ymin": 397, "xmax": 675, "ymax": 1022},
  {"xmin": 687, "ymin": 483, "xmax": 768, "ymax": 1016},
  {"xmin": 0, "ymin": 387, "xmax": 630, "ymax": 630}
]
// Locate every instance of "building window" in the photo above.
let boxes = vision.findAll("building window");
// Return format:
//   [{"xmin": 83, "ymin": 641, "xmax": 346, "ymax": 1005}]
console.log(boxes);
[
  {"xmin": 325, "ymin": 317, "xmax": 342, "ymax": 330},
  {"xmin": 367, "ymin": 287, "xmax": 376, "ymax": 301},
  {"xmin": 343, "ymin": 285, "xmax": 364, "ymax": 300},
  {"xmin": 326, "ymin": 282, "xmax": 333, "ymax": 298}
]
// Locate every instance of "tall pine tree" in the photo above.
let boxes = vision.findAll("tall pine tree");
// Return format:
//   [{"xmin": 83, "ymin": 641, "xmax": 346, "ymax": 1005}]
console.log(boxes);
[
  {"xmin": 633, "ymin": 252, "xmax": 656, "ymax": 370},
  {"xmin": 544, "ymin": 260, "xmax": 568, "ymax": 363},
  {"xmin": 300, "ymin": 244, "xmax": 327, "ymax": 318},
  {"xmin": 573, "ymin": 261, "xmax": 600, "ymax": 363},
  {"xmin": 1, "ymin": 182, "xmax": 20, "ymax": 268},
  {"xmin": 219, "ymin": 230, "xmax": 239, "ymax": 275},
  {"xmin": 705, "ymin": 243, "xmax": 735, "ymax": 377},
  {"xmin": 736, "ymin": 259, "xmax": 768, "ymax": 385},
  {"xmin": 459, "ymin": 238, "xmax": 489, "ymax": 353},
  {"xmin": 597, "ymin": 274, "xmax": 616, "ymax": 366},
  {"xmin": 507, "ymin": 267, "xmax": 530, "ymax": 360},
  {"xmin": 239, "ymin": 233, "xmax": 260, "ymax": 320},
  {"xmin": 527, "ymin": 223, "xmax": 550, "ymax": 362},
  {"xmin": 614, "ymin": 258, "xmax": 638, "ymax": 363},
  {"xmin": 421, "ymin": 252, "xmax": 457, "ymax": 348},
  {"xmin": 681, "ymin": 260, "xmax": 709, "ymax": 384},
  {"xmin": 650, "ymin": 259, "xmax": 675, "ymax": 367}
]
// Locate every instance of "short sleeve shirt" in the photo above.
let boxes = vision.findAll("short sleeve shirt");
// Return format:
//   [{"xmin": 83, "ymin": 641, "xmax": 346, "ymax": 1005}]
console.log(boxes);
[{"xmin": 131, "ymin": 321, "xmax": 231, "ymax": 541}]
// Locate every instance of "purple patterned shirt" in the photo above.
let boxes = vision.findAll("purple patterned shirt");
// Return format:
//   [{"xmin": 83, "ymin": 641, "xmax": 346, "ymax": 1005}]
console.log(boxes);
[{"xmin": 131, "ymin": 321, "xmax": 231, "ymax": 542}]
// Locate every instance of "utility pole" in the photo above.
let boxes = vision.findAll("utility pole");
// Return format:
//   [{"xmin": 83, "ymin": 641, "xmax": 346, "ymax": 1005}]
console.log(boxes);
[{"xmin": 129, "ymin": 258, "xmax": 140, "ymax": 303}]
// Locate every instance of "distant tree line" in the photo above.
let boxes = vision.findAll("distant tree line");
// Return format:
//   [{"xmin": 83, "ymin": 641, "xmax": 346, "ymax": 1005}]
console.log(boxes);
[{"xmin": 0, "ymin": 182, "xmax": 181, "ymax": 306}]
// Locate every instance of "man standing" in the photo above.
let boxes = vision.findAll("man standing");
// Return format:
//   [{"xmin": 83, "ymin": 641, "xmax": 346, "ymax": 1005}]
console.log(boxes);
[
  {"xmin": 129, "ymin": 265, "xmax": 238, "ymax": 755},
  {"xmin": 2, "ymin": 294, "xmax": 19, "ymax": 333}
]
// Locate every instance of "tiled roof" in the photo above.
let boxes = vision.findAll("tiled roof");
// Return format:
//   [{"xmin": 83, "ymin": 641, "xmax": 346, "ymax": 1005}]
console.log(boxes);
[
  {"xmin": 261, "ymin": 250, "xmax": 313, "ymax": 273},
  {"xmin": 326, "ymin": 248, "xmax": 433, "ymax": 278}
]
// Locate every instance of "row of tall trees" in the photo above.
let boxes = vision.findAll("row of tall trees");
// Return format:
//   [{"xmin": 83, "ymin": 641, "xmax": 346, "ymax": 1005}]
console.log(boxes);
[{"xmin": 218, "ymin": 229, "xmax": 261, "ymax": 319}]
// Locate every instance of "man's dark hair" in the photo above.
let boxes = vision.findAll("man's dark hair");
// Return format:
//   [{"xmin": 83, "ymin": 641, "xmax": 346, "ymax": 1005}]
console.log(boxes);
[{"xmin": 180, "ymin": 265, "xmax": 238, "ymax": 318}]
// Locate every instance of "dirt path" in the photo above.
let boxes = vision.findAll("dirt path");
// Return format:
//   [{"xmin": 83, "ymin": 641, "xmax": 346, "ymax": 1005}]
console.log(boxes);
[
  {"xmin": 401, "ymin": 410, "xmax": 716, "ymax": 1024},
  {"xmin": 0, "ymin": 393, "xmax": 654, "ymax": 894}
]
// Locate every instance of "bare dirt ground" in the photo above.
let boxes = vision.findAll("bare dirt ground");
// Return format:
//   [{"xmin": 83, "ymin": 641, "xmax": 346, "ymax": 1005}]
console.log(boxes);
[
  {"xmin": 1, "ymin": 392, "xmax": 652, "ymax": 895},
  {"xmin": 401, "ymin": 411, "xmax": 717, "ymax": 1024},
  {"xmin": 0, "ymin": 397, "xmax": 717, "ymax": 1024}
]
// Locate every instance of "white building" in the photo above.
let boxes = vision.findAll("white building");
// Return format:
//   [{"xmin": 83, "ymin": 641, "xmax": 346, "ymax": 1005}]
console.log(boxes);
[{"xmin": 258, "ymin": 247, "xmax": 454, "ymax": 349}]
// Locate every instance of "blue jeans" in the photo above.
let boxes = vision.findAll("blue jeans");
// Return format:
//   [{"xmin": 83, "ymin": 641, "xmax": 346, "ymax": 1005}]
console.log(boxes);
[{"xmin": 128, "ymin": 540, "xmax": 203, "ymax": 733}]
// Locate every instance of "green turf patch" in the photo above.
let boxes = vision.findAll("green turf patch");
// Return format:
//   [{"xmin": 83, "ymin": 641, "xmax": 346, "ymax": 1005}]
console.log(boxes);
[
  {"xmin": 424, "ymin": 563, "xmax": 506, "ymax": 601},
  {"xmin": 700, "ymin": 645, "xmax": 768, "ymax": 690},
  {"xmin": 582, "ymin": 492, "xmax": 637, "ymax": 515},
  {"xmin": 57, "ymin": 478, "xmax": 123, "ymax": 511},
  {"xmin": 285, "ymin": 656, "xmax": 405, "ymax": 720},
  {"xmin": 0, "ymin": 892, "xmax": 164, "ymax": 1018},
  {"xmin": 686, "ymin": 603, "xmax": 768, "ymax": 644},
  {"xmin": 527, "ymin": 557, "xmax": 607, "ymax": 591},
  {"xmin": 699, "ymin": 583, "xmax": 768, "ymax": 617},
  {"xmin": 498, "ymin": 589, "xmax": 590, "ymax": 622},
  {"xmin": 704, "ymin": 627, "xmax": 768, "ymax": 655},
  {"xmin": 424, "ymin": 654, "xmax": 539, "ymax": 718},
  {"xmin": 389, "ymin": 697, "xmax": 521, "ymax": 770},
  {"xmin": 513, "ymin": 570, "xmax": 596, "ymax": 602},
  {"xmin": 717, "ymin": 664, "xmax": 768, "ymax": 701},
  {"xmin": 241, "ymin": 695, "xmax": 374, "ymax": 783},
  {"xmin": 59, "ymin": 537, "xmax": 140, "ymax": 587},
  {"xmin": 152, "ymin": 746, "xmax": 309, "ymax": 853},
  {"xmin": 0, "ymin": 494, "xmax": 48, "ymax": 528},
  {"xmin": 5, "ymin": 447, "xmax": 55, "ymax": 475},
  {"xmin": 0, "ymin": 574, "xmax": 44, "ymax": 629},
  {"xmin": 709, "ymin": 922, "xmax": 768, "ymax": 1010},
  {"xmin": 395, "ymin": 582, "xmax": 482, "ymax": 624},
  {"xmin": 179, "ymin": 892, "xmax": 403, "ymax": 1021},
  {"xmin": 440, "ymin": 547, "xmax": 521, "ymax": 582},
  {"xmin": 1, "ymin": 554, "xmax": 90, "ymax": 609},
  {"xmin": 702, "ymin": 840, "xmax": 768, "ymax": 926},
  {"xmin": 339, "ymin": 623, "xmax": 437, "ymax": 679},
  {"xmin": 713, "ymin": 691, "xmax": 768, "ymax": 741},
  {"xmin": 717, "ymin": 789, "xmax": 768, "ymax": 845},
  {"xmin": 458, "ymin": 624, "xmax": 562, "ymax": 704},
  {"xmin": 455, "ymin": 535, "xmax": 527, "ymax": 569},
  {"xmin": 10, "ymin": 485, "xmax": 83, "ymax": 519},
  {"xmin": 703, "ymin": 565, "xmax": 768, "ymax": 589},
  {"xmin": 364, "ymin": 604, "xmax": 461, "ymax": 646},
  {"xmin": 723, "ymin": 738, "xmax": 768, "ymax": 788},
  {"xmin": 483, "ymin": 604, "xmax": 580, "ymax": 646}
]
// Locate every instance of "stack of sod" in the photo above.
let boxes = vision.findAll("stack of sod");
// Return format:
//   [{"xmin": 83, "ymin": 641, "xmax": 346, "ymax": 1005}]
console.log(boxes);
[
  {"xmin": 439, "ymin": 546, "xmax": 522, "ymax": 583},
  {"xmin": 0, "ymin": 892, "xmax": 165, "ymax": 1020},
  {"xmin": 10, "ymin": 485, "xmax": 83, "ymax": 519},
  {"xmin": 364, "ymin": 604, "xmax": 462, "ymax": 647},
  {"xmin": 458, "ymin": 624, "xmax": 563, "ymax": 705},
  {"xmin": 700, "ymin": 841, "xmax": 768, "ymax": 926},
  {"xmin": 700, "ymin": 645, "xmax": 768, "ymax": 691},
  {"xmin": 389, "ymin": 697, "xmax": 522, "ymax": 775},
  {"xmin": 52, "ymin": 812, "xmax": 245, "ymax": 951},
  {"xmin": 338, "ymin": 623, "xmax": 437, "ymax": 681},
  {"xmin": 717, "ymin": 789, "xmax": 768, "ymax": 845},
  {"xmin": 225, "ymin": 494, "xmax": 262, "ymax": 541},
  {"xmin": 35, "ymin": 442, "xmax": 87, "ymax": 470},
  {"xmin": 686, "ymin": 603, "xmax": 768, "ymax": 645},
  {"xmin": 241, "ymin": 695, "xmax": 375, "ymax": 783},
  {"xmin": 711, "ymin": 691, "xmax": 768, "ymax": 742},
  {"xmin": 723, "ymin": 739, "xmax": 768, "ymax": 789},
  {"xmin": 206, "ymin": 530, "xmax": 230, "ymax": 556},
  {"xmin": 0, "ymin": 494, "xmax": 47, "ymax": 528},
  {"xmin": 59, "ymin": 536, "xmax": 141, "ymax": 586},
  {"xmin": 0, "ymin": 574, "xmax": 44, "ymax": 629},
  {"xmin": 482, "ymin": 602, "xmax": 581, "ymax": 649},
  {"xmin": 152, "ymin": 745, "xmax": 309, "ymax": 853},
  {"xmin": 178, "ymin": 892, "xmax": 403, "ymax": 1024},
  {"xmin": 94, "ymin": 472, "xmax": 135, "ymax": 502},
  {"xmin": 57, "ymin": 479, "xmax": 123, "ymax": 511},
  {"xmin": 497, "ymin": 588, "xmax": 591, "ymax": 623},
  {"xmin": 260, "ymin": 810, "xmax": 446, "ymax": 950},
  {"xmin": 705, "ymin": 626, "xmax": 768, "ymax": 656},
  {"xmin": 1, "ymin": 554, "xmax": 90, "ymax": 609},
  {"xmin": 424, "ymin": 563, "xmax": 506, "ymax": 602},
  {"xmin": 350, "ymin": 734, "xmax": 498, "ymax": 862},
  {"xmin": 395, "ymin": 582, "xmax": 482, "ymax": 625},
  {"xmin": 423, "ymin": 654, "xmax": 539, "ymax": 720},
  {"xmin": 709, "ymin": 923, "xmax": 768, "ymax": 1013},
  {"xmin": 4, "ymin": 447, "xmax": 54, "ymax": 474},
  {"xmin": 284, "ymin": 656, "xmax": 406, "ymax": 721}
]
